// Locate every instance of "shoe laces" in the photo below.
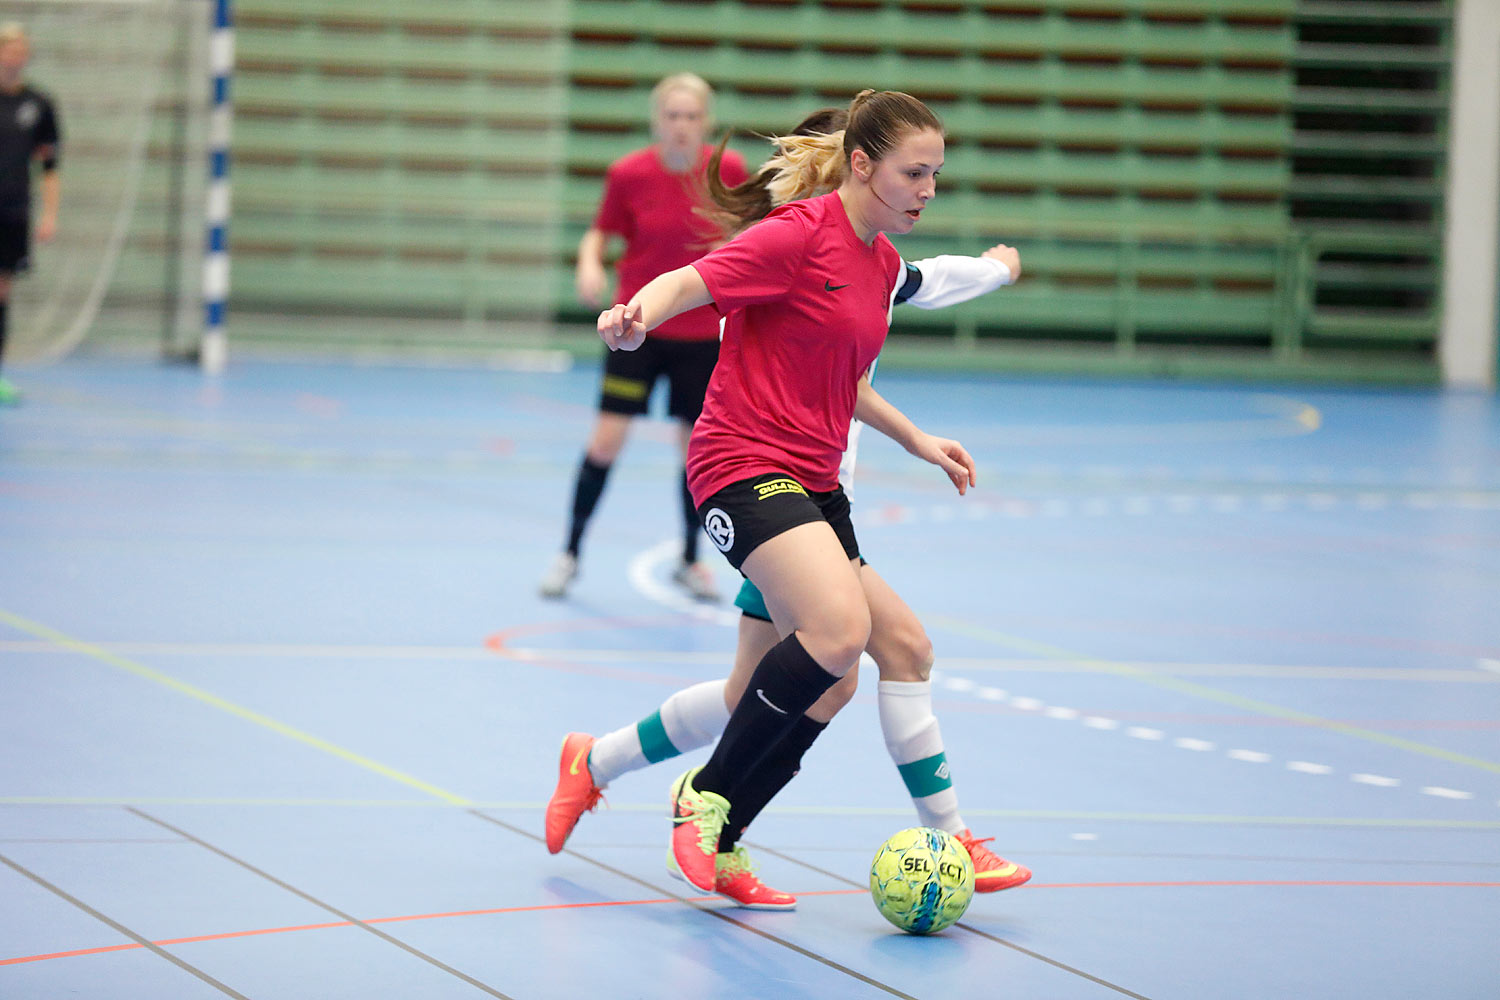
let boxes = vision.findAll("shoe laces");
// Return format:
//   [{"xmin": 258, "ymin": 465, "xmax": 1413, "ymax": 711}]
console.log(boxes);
[
  {"xmin": 684, "ymin": 791, "xmax": 730, "ymax": 855},
  {"xmin": 956, "ymin": 830, "xmax": 1004, "ymax": 864},
  {"xmin": 717, "ymin": 846, "xmax": 755, "ymax": 877},
  {"xmin": 581, "ymin": 786, "xmax": 606, "ymax": 813}
]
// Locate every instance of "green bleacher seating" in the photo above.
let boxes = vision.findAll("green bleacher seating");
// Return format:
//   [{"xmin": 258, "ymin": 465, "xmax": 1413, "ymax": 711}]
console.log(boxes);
[{"xmin": 222, "ymin": 0, "xmax": 1442, "ymax": 376}]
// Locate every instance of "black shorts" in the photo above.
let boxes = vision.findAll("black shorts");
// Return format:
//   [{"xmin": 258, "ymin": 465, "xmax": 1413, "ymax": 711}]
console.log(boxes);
[
  {"xmin": 697, "ymin": 472, "xmax": 860, "ymax": 571},
  {"xmin": 598, "ymin": 337, "xmax": 719, "ymax": 421},
  {"xmin": 0, "ymin": 217, "xmax": 30, "ymax": 274}
]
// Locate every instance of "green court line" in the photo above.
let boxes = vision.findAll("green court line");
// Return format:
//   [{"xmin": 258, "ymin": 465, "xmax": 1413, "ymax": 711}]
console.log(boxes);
[
  {"xmin": 932, "ymin": 617, "xmax": 1500, "ymax": 776},
  {"xmin": 0, "ymin": 609, "xmax": 472, "ymax": 806}
]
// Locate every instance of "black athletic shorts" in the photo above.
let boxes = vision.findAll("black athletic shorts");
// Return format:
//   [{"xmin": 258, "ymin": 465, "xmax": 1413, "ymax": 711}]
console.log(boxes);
[
  {"xmin": 0, "ymin": 216, "xmax": 31, "ymax": 274},
  {"xmin": 598, "ymin": 337, "xmax": 719, "ymax": 421},
  {"xmin": 697, "ymin": 472, "xmax": 860, "ymax": 572}
]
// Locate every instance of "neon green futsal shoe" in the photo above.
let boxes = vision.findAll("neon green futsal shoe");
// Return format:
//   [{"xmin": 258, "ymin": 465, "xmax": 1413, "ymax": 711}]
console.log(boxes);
[{"xmin": 669, "ymin": 766, "xmax": 730, "ymax": 892}]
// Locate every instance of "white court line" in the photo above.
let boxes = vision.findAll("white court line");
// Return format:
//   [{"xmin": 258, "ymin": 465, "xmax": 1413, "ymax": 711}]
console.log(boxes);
[
  {"xmin": 1352, "ymin": 773, "xmax": 1401, "ymax": 787},
  {"xmin": 1421, "ymin": 787, "xmax": 1475, "ymax": 800},
  {"xmin": 614, "ymin": 556, "xmax": 1492, "ymax": 808},
  {"xmin": 627, "ymin": 539, "xmax": 739, "ymax": 627},
  {"xmin": 1287, "ymin": 761, "xmax": 1333, "ymax": 775}
]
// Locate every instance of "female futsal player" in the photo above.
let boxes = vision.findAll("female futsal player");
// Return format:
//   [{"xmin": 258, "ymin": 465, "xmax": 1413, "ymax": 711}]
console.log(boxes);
[
  {"xmin": 597, "ymin": 90, "xmax": 977, "ymax": 893},
  {"xmin": 546, "ymin": 108, "xmax": 1028, "ymax": 907},
  {"xmin": 539, "ymin": 73, "xmax": 748, "ymax": 601}
]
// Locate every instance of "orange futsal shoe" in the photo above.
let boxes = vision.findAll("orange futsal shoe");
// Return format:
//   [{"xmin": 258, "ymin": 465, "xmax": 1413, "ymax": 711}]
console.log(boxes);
[
  {"xmin": 544, "ymin": 732, "xmax": 604, "ymax": 854},
  {"xmin": 667, "ymin": 845, "xmax": 797, "ymax": 910},
  {"xmin": 954, "ymin": 829, "xmax": 1032, "ymax": 892},
  {"xmin": 712, "ymin": 847, "xmax": 797, "ymax": 909},
  {"xmin": 669, "ymin": 766, "xmax": 730, "ymax": 892}
]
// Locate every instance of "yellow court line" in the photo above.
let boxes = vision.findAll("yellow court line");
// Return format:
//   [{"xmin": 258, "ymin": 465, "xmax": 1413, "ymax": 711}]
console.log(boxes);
[
  {"xmin": 0, "ymin": 609, "xmax": 472, "ymax": 806},
  {"xmin": 931, "ymin": 616, "xmax": 1500, "ymax": 776},
  {"xmin": 4, "ymin": 798, "xmax": 1496, "ymax": 830}
]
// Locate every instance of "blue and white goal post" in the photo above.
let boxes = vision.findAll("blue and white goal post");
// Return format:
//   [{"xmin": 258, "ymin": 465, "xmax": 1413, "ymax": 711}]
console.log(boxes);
[{"xmin": 200, "ymin": 0, "xmax": 231, "ymax": 375}]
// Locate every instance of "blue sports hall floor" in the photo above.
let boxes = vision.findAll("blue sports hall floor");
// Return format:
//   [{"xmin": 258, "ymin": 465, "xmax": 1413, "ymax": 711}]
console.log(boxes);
[{"xmin": 2, "ymin": 353, "xmax": 1497, "ymax": 999}]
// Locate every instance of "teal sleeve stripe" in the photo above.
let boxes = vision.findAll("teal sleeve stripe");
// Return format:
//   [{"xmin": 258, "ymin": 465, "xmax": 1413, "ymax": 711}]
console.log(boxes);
[
  {"xmin": 896, "ymin": 752, "xmax": 953, "ymax": 799},
  {"xmin": 637, "ymin": 711, "xmax": 680, "ymax": 764}
]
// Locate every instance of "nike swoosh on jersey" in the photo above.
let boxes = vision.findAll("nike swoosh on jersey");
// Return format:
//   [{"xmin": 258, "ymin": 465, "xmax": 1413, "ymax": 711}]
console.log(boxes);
[{"xmin": 824, "ymin": 280, "xmax": 850, "ymax": 291}]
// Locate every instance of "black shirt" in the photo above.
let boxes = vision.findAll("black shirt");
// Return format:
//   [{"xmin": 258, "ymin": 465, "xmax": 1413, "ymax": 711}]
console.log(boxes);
[{"xmin": 0, "ymin": 85, "xmax": 61, "ymax": 220}]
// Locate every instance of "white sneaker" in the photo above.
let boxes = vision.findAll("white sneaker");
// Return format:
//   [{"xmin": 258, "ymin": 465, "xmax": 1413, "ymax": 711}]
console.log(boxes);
[
  {"xmin": 671, "ymin": 560, "xmax": 721, "ymax": 602},
  {"xmin": 538, "ymin": 552, "xmax": 578, "ymax": 598}
]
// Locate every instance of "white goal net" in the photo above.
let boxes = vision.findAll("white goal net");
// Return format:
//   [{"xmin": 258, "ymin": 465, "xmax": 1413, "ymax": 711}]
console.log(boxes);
[{"xmin": 1, "ymin": 0, "xmax": 198, "ymax": 365}]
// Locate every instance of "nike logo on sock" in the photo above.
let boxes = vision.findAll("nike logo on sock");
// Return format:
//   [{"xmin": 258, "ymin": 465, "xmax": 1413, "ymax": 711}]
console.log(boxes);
[{"xmin": 756, "ymin": 688, "xmax": 788, "ymax": 714}]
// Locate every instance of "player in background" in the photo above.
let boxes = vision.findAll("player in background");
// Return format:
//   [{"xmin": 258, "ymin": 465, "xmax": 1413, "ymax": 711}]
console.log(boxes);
[
  {"xmin": 539, "ymin": 73, "xmax": 749, "ymax": 600},
  {"xmin": 546, "ymin": 108, "xmax": 1028, "ymax": 909},
  {"xmin": 0, "ymin": 22, "xmax": 61, "ymax": 406},
  {"xmin": 596, "ymin": 90, "xmax": 1011, "ymax": 897}
]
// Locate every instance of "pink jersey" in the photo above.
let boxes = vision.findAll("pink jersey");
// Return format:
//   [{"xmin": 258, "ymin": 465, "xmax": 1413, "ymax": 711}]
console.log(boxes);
[
  {"xmin": 593, "ymin": 145, "xmax": 749, "ymax": 341},
  {"xmin": 686, "ymin": 191, "xmax": 902, "ymax": 505}
]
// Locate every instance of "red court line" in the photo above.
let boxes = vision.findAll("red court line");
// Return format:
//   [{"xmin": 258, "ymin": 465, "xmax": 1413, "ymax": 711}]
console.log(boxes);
[
  {"xmin": 485, "ymin": 614, "xmax": 708, "ymax": 650},
  {"xmin": 485, "ymin": 615, "xmax": 722, "ymax": 687},
  {"xmin": 5, "ymin": 881, "xmax": 1495, "ymax": 968}
]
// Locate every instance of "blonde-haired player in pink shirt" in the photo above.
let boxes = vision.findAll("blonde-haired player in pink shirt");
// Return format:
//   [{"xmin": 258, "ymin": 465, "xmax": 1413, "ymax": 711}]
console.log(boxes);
[{"xmin": 540, "ymin": 73, "xmax": 748, "ymax": 601}]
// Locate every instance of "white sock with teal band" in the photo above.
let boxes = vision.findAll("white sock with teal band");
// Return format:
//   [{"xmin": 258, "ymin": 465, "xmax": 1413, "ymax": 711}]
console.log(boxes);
[
  {"xmin": 587, "ymin": 680, "xmax": 731, "ymax": 786},
  {"xmin": 877, "ymin": 679, "xmax": 965, "ymax": 834}
]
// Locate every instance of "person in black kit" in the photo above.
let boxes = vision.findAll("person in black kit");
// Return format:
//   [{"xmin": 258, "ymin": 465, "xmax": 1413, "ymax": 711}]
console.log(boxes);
[{"xmin": 0, "ymin": 23, "xmax": 61, "ymax": 406}]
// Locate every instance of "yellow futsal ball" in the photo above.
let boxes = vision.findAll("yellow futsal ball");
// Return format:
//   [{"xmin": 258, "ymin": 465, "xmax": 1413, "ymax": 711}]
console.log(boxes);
[{"xmin": 868, "ymin": 826, "xmax": 975, "ymax": 934}]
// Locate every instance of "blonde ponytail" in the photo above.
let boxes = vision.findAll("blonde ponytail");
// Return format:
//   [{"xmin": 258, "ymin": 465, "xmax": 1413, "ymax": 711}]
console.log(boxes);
[
  {"xmin": 703, "ymin": 109, "xmax": 851, "ymax": 234},
  {"xmin": 763, "ymin": 131, "xmax": 847, "ymax": 208}
]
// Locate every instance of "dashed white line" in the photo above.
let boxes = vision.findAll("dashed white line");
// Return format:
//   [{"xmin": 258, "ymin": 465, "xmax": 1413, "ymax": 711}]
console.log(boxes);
[
  {"xmin": 1227, "ymin": 749, "xmax": 1271, "ymax": 763},
  {"xmin": 1352, "ymin": 773, "xmax": 1401, "ymax": 787},
  {"xmin": 1421, "ymin": 786, "xmax": 1474, "ymax": 800},
  {"xmin": 1287, "ymin": 761, "xmax": 1333, "ymax": 775},
  {"xmin": 1127, "ymin": 727, "xmax": 1165, "ymax": 741},
  {"xmin": 1173, "ymin": 737, "xmax": 1216, "ymax": 752},
  {"xmin": 1044, "ymin": 706, "xmax": 1080, "ymax": 720},
  {"xmin": 1009, "ymin": 696, "xmax": 1044, "ymax": 711},
  {"xmin": 977, "ymin": 687, "xmax": 1007, "ymax": 701},
  {"xmin": 1083, "ymin": 716, "xmax": 1119, "ymax": 730}
]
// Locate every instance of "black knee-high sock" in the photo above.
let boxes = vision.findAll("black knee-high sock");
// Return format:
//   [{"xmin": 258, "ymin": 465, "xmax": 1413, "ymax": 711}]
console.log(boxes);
[
  {"xmin": 565, "ymin": 456, "xmax": 611, "ymax": 557},
  {"xmin": 717, "ymin": 714, "xmax": 826, "ymax": 853},
  {"xmin": 680, "ymin": 471, "xmax": 699, "ymax": 564},
  {"xmin": 693, "ymin": 633, "xmax": 838, "ymax": 800}
]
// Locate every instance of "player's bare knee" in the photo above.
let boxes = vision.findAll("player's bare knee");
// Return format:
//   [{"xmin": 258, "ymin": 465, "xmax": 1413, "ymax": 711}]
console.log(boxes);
[
  {"xmin": 804, "ymin": 605, "xmax": 871, "ymax": 675},
  {"xmin": 872, "ymin": 620, "xmax": 934, "ymax": 682}
]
